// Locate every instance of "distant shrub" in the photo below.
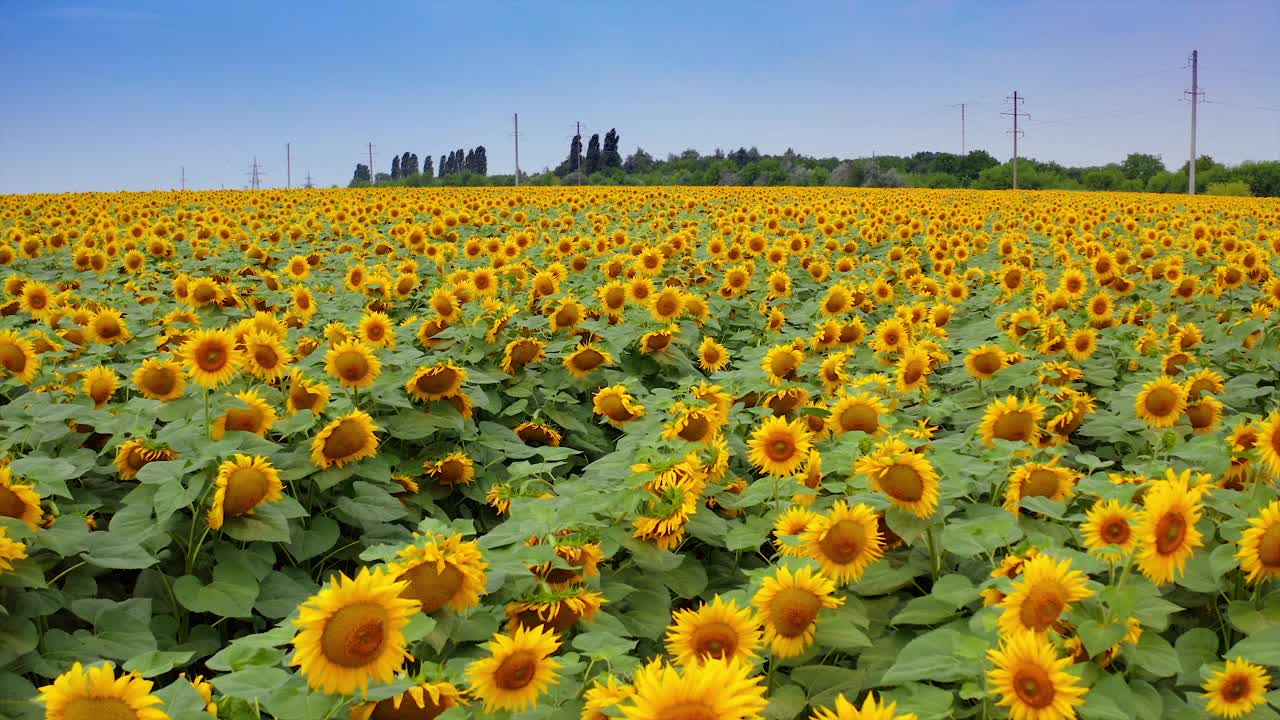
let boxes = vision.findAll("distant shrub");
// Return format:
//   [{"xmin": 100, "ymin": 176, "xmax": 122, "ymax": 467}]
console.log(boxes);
[{"xmin": 1206, "ymin": 181, "xmax": 1253, "ymax": 197}]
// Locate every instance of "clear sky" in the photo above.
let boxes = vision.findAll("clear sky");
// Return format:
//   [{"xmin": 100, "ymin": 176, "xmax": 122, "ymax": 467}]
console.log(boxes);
[{"xmin": 1, "ymin": 1, "xmax": 1278, "ymax": 194}]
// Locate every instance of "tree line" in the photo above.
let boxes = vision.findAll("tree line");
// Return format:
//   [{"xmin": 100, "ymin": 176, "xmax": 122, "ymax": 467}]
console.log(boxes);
[
  {"xmin": 350, "ymin": 146, "xmax": 487, "ymax": 186},
  {"xmin": 348, "ymin": 128, "xmax": 1280, "ymax": 196}
]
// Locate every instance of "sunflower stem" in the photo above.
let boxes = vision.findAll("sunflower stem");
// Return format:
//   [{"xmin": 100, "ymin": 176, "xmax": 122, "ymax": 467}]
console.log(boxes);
[
  {"xmin": 46, "ymin": 560, "xmax": 86, "ymax": 586},
  {"xmin": 925, "ymin": 527, "xmax": 941, "ymax": 580},
  {"xmin": 203, "ymin": 387, "xmax": 211, "ymax": 439}
]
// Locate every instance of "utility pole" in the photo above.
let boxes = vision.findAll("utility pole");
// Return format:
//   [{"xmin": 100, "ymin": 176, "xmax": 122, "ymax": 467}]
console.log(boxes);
[
  {"xmin": 1186, "ymin": 49, "xmax": 1201, "ymax": 195},
  {"xmin": 286, "ymin": 142, "xmax": 292, "ymax": 189},
  {"xmin": 949, "ymin": 103, "xmax": 967, "ymax": 154},
  {"xmin": 576, "ymin": 121, "xmax": 583, "ymax": 185},
  {"xmin": 368, "ymin": 142, "xmax": 376, "ymax": 185},
  {"xmin": 247, "ymin": 157, "xmax": 263, "ymax": 190},
  {"xmin": 1002, "ymin": 92, "xmax": 1029, "ymax": 190},
  {"xmin": 180, "ymin": 166, "xmax": 185, "ymax": 191},
  {"xmin": 514, "ymin": 113, "xmax": 521, "ymax": 186}
]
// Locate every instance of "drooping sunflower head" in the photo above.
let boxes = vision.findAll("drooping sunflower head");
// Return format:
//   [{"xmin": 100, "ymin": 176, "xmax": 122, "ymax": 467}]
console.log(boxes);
[
  {"xmin": 310, "ymin": 411, "xmax": 380, "ymax": 469},
  {"xmin": 37, "ymin": 662, "xmax": 169, "ymax": 720},
  {"xmin": 1236, "ymin": 499, "xmax": 1280, "ymax": 585},
  {"xmin": 211, "ymin": 389, "xmax": 277, "ymax": 440},
  {"xmin": 208, "ymin": 454, "xmax": 284, "ymax": 530},
  {"xmin": 290, "ymin": 566, "xmax": 420, "ymax": 696},
  {"xmin": 502, "ymin": 337, "xmax": 547, "ymax": 374},
  {"xmin": 350, "ymin": 680, "xmax": 467, "ymax": 720},
  {"xmin": 286, "ymin": 369, "xmax": 330, "ymax": 415},
  {"xmin": 564, "ymin": 344, "xmax": 613, "ymax": 379},
  {"xmin": 1003, "ymin": 458, "xmax": 1080, "ymax": 515},
  {"xmin": 505, "ymin": 586, "xmax": 607, "ymax": 634},
  {"xmin": 0, "ymin": 466, "xmax": 43, "ymax": 529},
  {"xmin": 594, "ymin": 385, "xmax": 646, "ymax": 427},
  {"xmin": 423, "ymin": 451, "xmax": 476, "ymax": 487},
  {"xmin": 390, "ymin": 532, "xmax": 488, "ymax": 614},
  {"xmin": 665, "ymin": 595, "xmax": 763, "ymax": 667}
]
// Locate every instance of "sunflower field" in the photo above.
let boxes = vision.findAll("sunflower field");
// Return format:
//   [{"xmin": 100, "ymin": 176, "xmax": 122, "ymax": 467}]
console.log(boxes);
[{"xmin": 1, "ymin": 187, "xmax": 1279, "ymax": 720}]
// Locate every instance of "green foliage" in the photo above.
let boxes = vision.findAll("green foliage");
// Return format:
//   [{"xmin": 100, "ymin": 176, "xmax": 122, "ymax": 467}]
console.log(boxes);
[{"xmin": 1206, "ymin": 181, "xmax": 1253, "ymax": 197}]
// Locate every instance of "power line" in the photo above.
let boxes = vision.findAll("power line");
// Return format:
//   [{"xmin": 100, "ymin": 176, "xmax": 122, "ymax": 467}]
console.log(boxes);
[{"xmin": 1002, "ymin": 91, "xmax": 1029, "ymax": 189}]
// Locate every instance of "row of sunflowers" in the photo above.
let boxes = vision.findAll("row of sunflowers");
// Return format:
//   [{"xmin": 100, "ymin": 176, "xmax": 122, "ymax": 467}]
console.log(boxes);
[{"xmin": 0, "ymin": 186, "xmax": 1278, "ymax": 720}]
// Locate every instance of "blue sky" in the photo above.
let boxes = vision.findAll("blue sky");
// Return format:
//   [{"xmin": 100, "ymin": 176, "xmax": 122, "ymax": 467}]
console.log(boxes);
[{"xmin": 1, "ymin": 1, "xmax": 1277, "ymax": 193}]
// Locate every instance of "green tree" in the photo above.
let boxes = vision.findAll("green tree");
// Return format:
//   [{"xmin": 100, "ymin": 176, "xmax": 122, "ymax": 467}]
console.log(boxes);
[
  {"xmin": 439, "ymin": 154, "xmax": 447, "ymax": 178},
  {"xmin": 350, "ymin": 163, "xmax": 371, "ymax": 184},
  {"xmin": 1120, "ymin": 153, "xmax": 1165, "ymax": 182},
  {"xmin": 473, "ymin": 146, "xmax": 487, "ymax": 176},
  {"xmin": 585, "ymin": 133, "xmax": 602, "ymax": 174},
  {"xmin": 602, "ymin": 129, "xmax": 622, "ymax": 168},
  {"xmin": 422, "ymin": 155, "xmax": 434, "ymax": 178},
  {"xmin": 390, "ymin": 155, "xmax": 401, "ymax": 179}
]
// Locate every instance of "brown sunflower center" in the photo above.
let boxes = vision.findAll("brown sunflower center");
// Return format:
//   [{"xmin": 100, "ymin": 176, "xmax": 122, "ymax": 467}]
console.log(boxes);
[
  {"xmin": 399, "ymin": 561, "xmax": 464, "ymax": 614},
  {"xmin": 321, "ymin": 603, "xmax": 387, "ymax": 668},
  {"xmin": 880, "ymin": 463, "xmax": 925, "ymax": 502},
  {"xmin": 94, "ymin": 317, "xmax": 122, "ymax": 339},
  {"xmin": 677, "ymin": 413, "xmax": 712, "ymax": 442},
  {"xmin": 690, "ymin": 620, "xmax": 739, "ymax": 660},
  {"xmin": 839, "ymin": 403, "xmax": 879, "ymax": 434},
  {"xmin": 432, "ymin": 459, "xmax": 469, "ymax": 485},
  {"xmin": 416, "ymin": 367, "xmax": 460, "ymax": 395},
  {"xmin": 1154, "ymin": 512, "xmax": 1187, "ymax": 555},
  {"xmin": 655, "ymin": 296, "xmax": 679, "ymax": 317},
  {"xmin": 1018, "ymin": 586, "xmax": 1066, "ymax": 631},
  {"xmin": 0, "ymin": 485, "xmax": 27, "ymax": 519},
  {"xmin": 125, "ymin": 446, "xmax": 151, "ymax": 472},
  {"xmin": 901, "ymin": 362, "xmax": 924, "ymax": 385},
  {"xmin": 1222, "ymin": 675, "xmax": 1252, "ymax": 703},
  {"xmin": 766, "ymin": 435, "xmax": 796, "ymax": 463},
  {"xmin": 1187, "ymin": 402, "xmax": 1215, "ymax": 429},
  {"xmin": 1257, "ymin": 524, "xmax": 1280, "ymax": 568},
  {"xmin": 334, "ymin": 350, "xmax": 370, "ymax": 381},
  {"xmin": 253, "ymin": 345, "xmax": 280, "ymax": 369},
  {"xmin": 290, "ymin": 383, "xmax": 321, "ymax": 411},
  {"xmin": 571, "ymin": 349, "xmax": 605, "ymax": 371},
  {"xmin": 769, "ymin": 588, "xmax": 821, "ymax": 638},
  {"xmin": 645, "ymin": 334, "xmax": 672, "ymax": 352},
  {"xmin": 366, "ymin": 324, "xmax": 385, "ymax": 341},
  {"xmin": 89, "ymin": 380, "xmax": 113, "ymax": 404},
  {"xmin": 1022, "ymin": 469, "xmax": 1061, "ymax": 499},
  {"xmin": 323, "ymin": 419, "xmax": 369, "ymax": 459},
  {"xmin": 494, "ymin": 650, "xmax": 539, "ymax": 690},
  {"xmin": 1144, "ymin": 388, "xmax": 1178, "ymax": 417},
  {"xmin": 62, "ymin": 698, "xmax": 138, "ymax": 720},
  {"xmin": 371, "ymin": 694, "xmax": 452, "ymax": 720},
  {"xmin": 224, "ymin": 467, "xmax": 269, "ymax": 517},
  {"xmin": 196, "ymin": 341, "xmax": 228, "ymax": 372},
  {"xmin": 770, "ymin": 354, "xmax": 798, "ymax": 379},
  {"xmin": 599, "ymin": 395, "xmax": 635, "ymax": 423},
  {"xmin": 192, "ymin": 284, "xmax": 218, "ymax": 303},
  {"xmin": 1102, "ymin": 517, "xmax": 1131, "ymax": 545},
  {"xmin": 992, "ymin": 410, "xmax": 1035, "ymax": 443},
  {"xmin": 0, "ymin": 343, "xmax": 27, "ymax": 373},
  {"xmin": 657, "ymin": 704, "xmax": 718, "ymax": 720},
  {"xmin": 819, "ymin": 519, "xmax": 866, "ymax": 564},
  {"xmin": 224, "ymin": 406, "xmax": 264, "ymax": 434},
  {"xmin": 1011, "ymin": 665, "xmax": 1056, "ymax": 709}
]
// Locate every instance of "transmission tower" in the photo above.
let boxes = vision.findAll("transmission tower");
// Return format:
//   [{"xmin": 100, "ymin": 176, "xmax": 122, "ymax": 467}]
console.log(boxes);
[
  {"xmin": 1002, "ymin": 92, "xmax": 1029, "ymax": 190},
  {"xmin": 247, "ymin": 157, "xmax": 264, "ymax": 190}
]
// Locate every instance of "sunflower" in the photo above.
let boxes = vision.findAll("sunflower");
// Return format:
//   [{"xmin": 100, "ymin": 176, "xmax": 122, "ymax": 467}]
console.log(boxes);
[
  {"xmin": 350, "ymin": 680, "xmax": 466, "ymax": 720},
  {"xmin": 291, "ymin": 567, "xmax": 419, "ymax": 696},
  {"xmin": 762, "ymin": 345, "xmax": 803, "ymax": 385},
  {"xmin": 698, "ymin": 337, "xmax": 730, "ymax": 373},
  {"xmin": 359, "ymin": 311, "xmax": 397, "ymax": 349},
  {"xmin": 114, "ymin": 439, "xmax": 177, "ymax": 481},
  {"xmin": 180, "ymin": 328, "xmax": 242, "ymax": 389},
  {"xmin": 1135, "ymin": 375, "xmax": 1186, "ymax": 429},
  {"xmin": 0, "ymin": 467, "xmax": 42, "ymax": 528},
  {"xmin": 0, "ymin": 329, "xmax": 39, "ymax": 383},
  {"xmin": 37, "ymin": 662, "xmax": 169, "ymax": 720},
  {"xmin": 870, "ymin": 318, "xmax": 909, "ymax": 354},
  {"xmin": 1081, "ymin": 499, "xmax": 1139, "ymax": 559},
  {"xmin": 998, "ymin": 555, "xmax": 1094, "ymax": 636},
  {"xmin": 583, "ymin": 675, "xmax": 635, "ymax": 720},
  {"xmin": 0, "ymin": 526, "xmax": 28, "ymax": 574},
  {"xmin": 423, "ymin": 451, "xmax": 476, "ymax": 486},
  {"xmin": 853, "ymin": 439, "xmax": 940, "ymax": 518},
  {"xmin": 801, "ymin": 501, "xmax": 884, "ymax": 584},
  {"xmin": 325, "ymin": 339, "xmax": 381, "ymax": 390},
  {"xmin": 1135, "ymin": 471, "xmax": 1205, "ymax": 585},
  {"xmin": 564, "ymin": 345, "xmax": 613, "ymax": 379},
  {"xmin": 1257, "ymin": 412, "xmax": 1280, "ymax": 477},
  {"xmin": 390, "ymin": 532, "xmax": 488, "ymax": 613},
  {"xmin": 747, "ymin": 416, "xmax": 812, "ymax": 477},
  {"xmin": 506, "ymin": 587, "xmax": 607, "ymax": 633},
  {"xmin": 1004, "ymin": 458, "xmax": 1080, "ymax": 515},
  {"xmin": 515, "ymin": 421, "xmax": 563, "ymax": 447},
  {"xmin": 773, "ymin": 506, "xmax": 819, "ymax": 557},
  {"xmin": 1236, "ymin": 499, "xmax": 1280, "ymax": 585},
  {"xmin": 311, "ymin": 411, "xmax": 380, "ymax": 469},
  {"xmin": 810, "ymin": 692, "xmax": 919, "ymax": 720},
  {"xmin": 828, "ymin": 392, "xmax": 887, "ymax": 436},
  {"xmin": 82, "ymin": 366, "xmax": 119, "ymax": 409},
  {"xmin": 818, "ymin": 351, "xmax": 851, "ymax": 394},
  {"xmin": 620, "ymin": 658, "xmax": 768, "ymax": 720},
  {"xmin": 19, "ymin": 279, "xmax": 55, "ymax": 319},
  {"xmin": 502, "ymin": 337, "xmax": 547, "ymax": 374},
  {"xmin": 211, "ymin": 389, "xmax": 277, "ymax": 440},
  {"xmin": 285, "ymin": 370, "xmax": 330, "ymax": 415},
  {"xmin": 665, "ymin": 595, "xmax": 762, "ymax": 667},
  {"xmin": 986, "ymin": 631, "xmax": 1088, "ymax": 720},
  {"xmin": 1186, "ymin": 396, "xmax": 1223, "ymax": 435},
  {"xmin": 208, "ymin": 454, "xmax": 284, "ymax": 530},
  {"xmin": 404, "ymin": 363, "xmax": 467, "ymax": 403},
  {"xmin": 88, "ymin": 308, "xmax": 131, "ymax": 345},
  {"xmin": 663, "ymin": 406, "xmax": 720, "ymax": 445},
  {"xmin": 466, "ymin": 624, "xmax": 562, "ymax": 712},
  {"xmin": 753, "ymin": 565, "xmax": 843, "ymax": 658},
  {"xmin": 593, "ymin": 385, "xmax": 646, "ymax": 427},
  {"xmin": 1202, "ymin": 658, "xmax": 1271, "ymax": 719},
  {"xmin": 549, "ymin": 296, "xmax": 587, "ymax": 332},
  {"xmin": 978, "ymin": 396, "xmax": 1044, "ymax": 447},
  {"xmin": 242, "ymin": 331, "xmax": 292, "ymax": 381},
  {"xmin": 895, "ymin": 345, "xmax": 932, "ymax": 393}
]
